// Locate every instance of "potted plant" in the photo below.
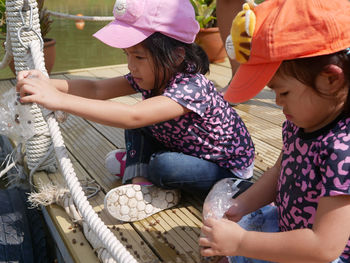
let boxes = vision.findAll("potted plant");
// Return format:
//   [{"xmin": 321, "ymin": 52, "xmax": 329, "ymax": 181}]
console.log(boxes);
[
  {"xmin": 190, "ymin": 0, "xmax": 227, "ymax": 63},
  {"xmin": 0, "ymin": 0, "xmax": 56, "ymax": 74}
]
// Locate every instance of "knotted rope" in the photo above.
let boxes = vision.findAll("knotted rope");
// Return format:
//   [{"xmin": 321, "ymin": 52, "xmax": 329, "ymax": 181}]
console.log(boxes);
[
  {"xmin": 5, "ymin": 0, "xmax": 56, "ymax": 173},
  {"xmin": 2, "ymin": 1, "xmax": 137, "ymax": 262}
]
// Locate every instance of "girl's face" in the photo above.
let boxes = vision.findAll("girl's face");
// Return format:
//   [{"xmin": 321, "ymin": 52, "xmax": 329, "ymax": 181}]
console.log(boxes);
[
  {"xmin": 268, "ymin": 73, "xmax": 344, "ymax": 133},
  {"xmin": 124, "ymin": 44, "xmax": 155, "ymax": 91}
]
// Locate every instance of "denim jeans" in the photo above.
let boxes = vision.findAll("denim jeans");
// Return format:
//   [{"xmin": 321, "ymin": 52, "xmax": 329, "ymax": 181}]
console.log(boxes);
[
  {"xmin": 228, "ymin": 205, "xmax": 346, "ymax": 263},
  {"xmin": 122, "ymin": 128, "xmax": 242, "ymax": 196}
]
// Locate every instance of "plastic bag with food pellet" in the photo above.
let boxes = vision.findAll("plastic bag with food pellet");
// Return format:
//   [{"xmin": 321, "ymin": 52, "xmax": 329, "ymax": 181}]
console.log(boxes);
[
  {"xmin": 199, "ymin": 178, "xmax": 253, "ymax": 263},
  {"xmin": 0, "ymin": 89, "xmax": 35, "ymax": 143},
  {"xmin": 203, "ymin": 178, "xmax": 253, "ymax": 220}
]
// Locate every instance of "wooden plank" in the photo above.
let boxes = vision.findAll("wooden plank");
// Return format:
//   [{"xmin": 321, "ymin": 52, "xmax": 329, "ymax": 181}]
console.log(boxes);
[
  {"xmin": 235, "ymin": 99, "xmax": 284, "ymax": 127},
  {"xmin": 235, "ymin": 108, "xmax": 283, "ymax": 150},
  {"xmin": 59, "ymin": 115, "xmax": 121, "ymax": 191}
]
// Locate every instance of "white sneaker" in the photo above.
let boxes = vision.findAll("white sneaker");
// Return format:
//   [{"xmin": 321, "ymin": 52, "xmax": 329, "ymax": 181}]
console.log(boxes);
[
  {"xmin": 104, "ymin": 184, "xmax": 180, "ymax": 222},
  {"xmin": 104, "ymin": 149, "xmax": 126, "ymax": 178}
]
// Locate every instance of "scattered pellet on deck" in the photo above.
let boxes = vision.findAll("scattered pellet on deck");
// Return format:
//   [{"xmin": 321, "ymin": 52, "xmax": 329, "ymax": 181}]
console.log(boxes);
[
  {"xmin": 72, "ymin": 238, "xmax": 77, "ymax": 244},
  {"xmin": 27, "ymin": 120, "xmax": 31, "ymax": 124},
  {"xmin": 140, "ymin": 241, "xmax": 144, "ymax": 245},
  {"xmin": 73, "ymin": 229, "xmax": 76, "ymax": 233},
  {"xmin": 80, "ymin": 242, "xmax": 84, "ymax": 246}
]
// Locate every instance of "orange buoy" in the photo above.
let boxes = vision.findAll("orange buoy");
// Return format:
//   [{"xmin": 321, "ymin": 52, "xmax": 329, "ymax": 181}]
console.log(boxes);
[{"xmin": 75, "ymin": 14, "xmax": 85, "ymax": 30}]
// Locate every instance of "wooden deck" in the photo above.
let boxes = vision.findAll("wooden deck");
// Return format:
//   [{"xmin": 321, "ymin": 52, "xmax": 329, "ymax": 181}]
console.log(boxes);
[{"xmin": 0, "ymin": 60, "xmax": 284, "ymax": 263}]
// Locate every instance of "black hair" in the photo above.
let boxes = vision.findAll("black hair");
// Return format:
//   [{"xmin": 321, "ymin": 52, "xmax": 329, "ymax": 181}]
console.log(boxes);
[
  {"xmin": 141, "ymin": 32, "xmax": 210, "ymax": 96},
  {"xmin": 277, "ymin": 50, "xmax": 350, "ymax": 116}
]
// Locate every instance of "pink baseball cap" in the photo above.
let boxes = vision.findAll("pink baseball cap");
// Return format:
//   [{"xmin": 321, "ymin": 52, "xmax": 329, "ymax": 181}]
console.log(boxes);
[{"xmin": 93, "ymin": 0, "xmax": 200, "ymax": 48}]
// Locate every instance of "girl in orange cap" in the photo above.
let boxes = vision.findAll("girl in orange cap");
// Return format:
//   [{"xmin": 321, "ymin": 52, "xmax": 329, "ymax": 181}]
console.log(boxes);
[{"xmin": 200, "ymin": 0, "xmax": 350, "ymax": 262}]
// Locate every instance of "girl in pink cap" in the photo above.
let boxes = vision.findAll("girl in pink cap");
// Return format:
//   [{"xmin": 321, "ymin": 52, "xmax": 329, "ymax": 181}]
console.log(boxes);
[
  {"xmin": 200, "ymin": 0, "xmax": 350, "ymax": 262},
  {"xmin": 16, "ymin": 0, "xmax": 254, "ymax": 222}
]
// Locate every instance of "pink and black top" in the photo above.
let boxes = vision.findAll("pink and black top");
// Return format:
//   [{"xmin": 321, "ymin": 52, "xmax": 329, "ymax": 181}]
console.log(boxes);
[
  {"xmin": 277, "ymin": 116, "xmax": 350, "ymax": 260},
  {"xmin": 125, "ymin": 71, "xmax": 255, "ymax": 174}
]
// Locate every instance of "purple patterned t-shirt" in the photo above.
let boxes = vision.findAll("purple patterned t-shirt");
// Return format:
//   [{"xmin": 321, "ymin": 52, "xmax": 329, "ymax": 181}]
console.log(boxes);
[
  {"xmin": 276, "ymin": 116, "xmax": 350, "ymax": 260},
  {"xmin": 125, "ymin": 72, "xmax": 254, "ymax": 172}
]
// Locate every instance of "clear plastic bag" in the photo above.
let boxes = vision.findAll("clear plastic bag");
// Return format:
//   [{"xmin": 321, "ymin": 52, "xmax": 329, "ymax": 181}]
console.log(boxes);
[
  {"xmin": 0, "ymin": 89, "xmax": 35, "ymax": 143},
  {"xmin": 200, "ymin": 178, "xmax": 253, "ymax": 263},
  {"xmin": 203, "ymin": 178, "xmax": 252, "ymax": 220}
]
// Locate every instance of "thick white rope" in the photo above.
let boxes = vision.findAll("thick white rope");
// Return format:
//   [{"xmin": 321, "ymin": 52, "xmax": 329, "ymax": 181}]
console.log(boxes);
[
  {"xmin": 6, "ymin": 0, "xmax": 56, "ymax": 173},
  {"xmin": 45, "ymin": 115, "xmax": 137, "ymax": 262},
  {"xmin": 5, "ymin": 1, "xmax": 138, "ymax": 262}
]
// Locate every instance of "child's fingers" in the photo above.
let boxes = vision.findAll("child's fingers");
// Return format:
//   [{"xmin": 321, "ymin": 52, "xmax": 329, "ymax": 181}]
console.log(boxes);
[
  {"xmin": 16, "ymin": 70, "xmax": 30, "ymax": 81},
  {"xmin": 18, "ymin": 83, "xmax": 37, "ymax": 102},
  {"xmin": 200, "ymin": 246, "xmax": 216, "ymax": 257},
  {"xmin": 200, "ymin": 224, "xmax": 212, "ymax": 237},
  {"xmin": 198, "ymin": 235, "xmax": 211, "ymax": 247},
  {"xmin": 202, "ymin": 217, "xmax": 216, "ymax": 227}
]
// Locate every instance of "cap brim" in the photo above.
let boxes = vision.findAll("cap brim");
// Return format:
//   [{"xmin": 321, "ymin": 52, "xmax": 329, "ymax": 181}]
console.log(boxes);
[
  {"xmin": 224, "ymin": 61, "xmax": 281, "ymax": 103},
  {"xmin": 93, "ymin": 20, "xmax": 153, "ymax": 49}
]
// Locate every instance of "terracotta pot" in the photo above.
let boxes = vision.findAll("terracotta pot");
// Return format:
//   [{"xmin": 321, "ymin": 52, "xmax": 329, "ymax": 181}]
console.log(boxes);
[
  {"xmin": 9, "ymin": 38, "xmax": 56, "ymax": 75},
  {"xmin": 195, "ymin": 27, "xmax": 227, "ymax": 63}
]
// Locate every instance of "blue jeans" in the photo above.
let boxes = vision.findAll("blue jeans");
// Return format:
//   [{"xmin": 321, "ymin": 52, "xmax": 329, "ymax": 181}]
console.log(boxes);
[
  {"xmin": 122, "ymin": 128, "xmax": 240, "ymax": 196},
  {"xmin": 228, "ymin": 205, "xmax": 346, "ymax": 263}
]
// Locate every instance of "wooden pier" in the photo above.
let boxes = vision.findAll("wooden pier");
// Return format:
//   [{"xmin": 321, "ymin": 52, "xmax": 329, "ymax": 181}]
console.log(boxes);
[{"xmin": 0, "ymin": 60, "xmax": 284, "ymax": 263}]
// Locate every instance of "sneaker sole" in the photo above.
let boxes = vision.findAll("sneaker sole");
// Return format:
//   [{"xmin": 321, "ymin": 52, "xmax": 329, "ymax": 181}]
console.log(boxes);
[{"xmin": 104, "ymin": 184, "xmax": 180, "ymax": 222}]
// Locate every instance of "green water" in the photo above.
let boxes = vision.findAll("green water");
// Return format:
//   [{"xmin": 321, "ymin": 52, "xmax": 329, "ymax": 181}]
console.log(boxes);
[{"xmin": 0, "ymin": 0, "xmax": 127, "ymax": 79}]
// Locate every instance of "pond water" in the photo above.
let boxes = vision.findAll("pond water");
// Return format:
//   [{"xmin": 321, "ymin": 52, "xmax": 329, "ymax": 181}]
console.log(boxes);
[{"xmin": 0, "ymin": 0, "xmax": 127, "ymax": 79}]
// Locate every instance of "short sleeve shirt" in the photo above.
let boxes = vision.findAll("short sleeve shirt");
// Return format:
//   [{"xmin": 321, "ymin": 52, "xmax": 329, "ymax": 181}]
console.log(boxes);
[
  {"xmin": 276, "ymin": 116, "xmax": 350, "ymax": 259},
  {"xmin": 125, "ymin": 72, "xmax": 255, "ymax": 171}
]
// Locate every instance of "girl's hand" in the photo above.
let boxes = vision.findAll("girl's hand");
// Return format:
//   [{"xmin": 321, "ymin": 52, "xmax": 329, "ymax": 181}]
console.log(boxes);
[
  {"xmin": 224, "ymin": 198, "xmax": 247, "ymax": 222},
  {"xmin": 199, "ymin": 217, "xmax": 245, "ymax": 257},
  {"xmin": 16, "ymin": 72, "xmax": 64, "ymax": 111},
  {"xmin": 17, "ymin": 70, "xmax": 48, "ymax": 82}
]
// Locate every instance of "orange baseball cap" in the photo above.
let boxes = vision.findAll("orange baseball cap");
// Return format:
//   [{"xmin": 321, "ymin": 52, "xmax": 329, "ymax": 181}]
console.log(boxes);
[{"xmin": 224, "ymin": 0, "xmax": 350, "ymax": 103}]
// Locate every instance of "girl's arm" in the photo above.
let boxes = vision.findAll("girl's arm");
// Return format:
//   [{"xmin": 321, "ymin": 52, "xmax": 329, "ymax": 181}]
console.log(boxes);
[
  {"xmin": 225, "ymin": 152, "xmax": 282, "ymax": 222},
  {"xmin": 16, "ymin": 75, "xmax": 189, "ymax": 128},
  {"xmin": 201, "ymin": 190, "xmax": 350, "ymax": 263},
  {"xmin": 17, "ymin": 70, "xmax": 136, "ymax": 100}
]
